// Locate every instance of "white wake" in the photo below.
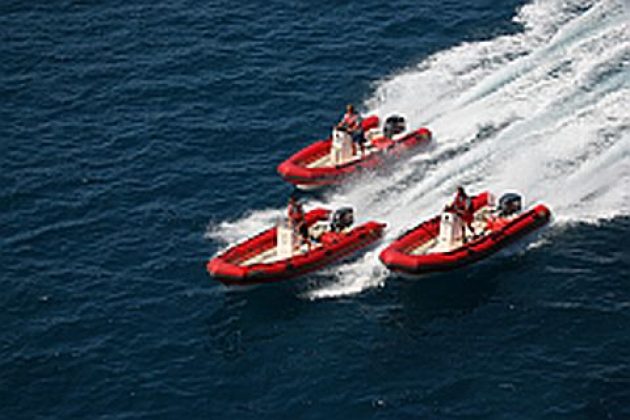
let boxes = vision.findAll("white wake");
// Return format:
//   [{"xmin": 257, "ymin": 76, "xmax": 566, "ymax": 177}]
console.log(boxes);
[{"xmin": 210, "ymin": 0, "xmax": 630, "ymax": 299}]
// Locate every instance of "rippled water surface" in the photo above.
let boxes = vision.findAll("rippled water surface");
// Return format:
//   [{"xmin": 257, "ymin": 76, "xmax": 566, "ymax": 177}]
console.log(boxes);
[{"xmin": 2, "ymin": 0, "xmax": 629, "ymax": 418}]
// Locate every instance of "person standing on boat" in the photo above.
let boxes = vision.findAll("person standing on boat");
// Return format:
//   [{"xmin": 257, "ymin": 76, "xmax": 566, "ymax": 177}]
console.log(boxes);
[
  {"xmin": 287, "ymin": 196, "xmax": 311, "ymax": 250},
  {"xmin": 337, "ymin": 104, "xmax": 366, "ymax": 156},
  {"xmin": 448, "ymin": 186, "xmax": 475, "ymax": 241}
]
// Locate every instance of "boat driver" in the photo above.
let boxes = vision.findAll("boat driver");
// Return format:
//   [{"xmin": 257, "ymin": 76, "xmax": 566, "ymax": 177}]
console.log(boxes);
[
  {"xmin": 287, "ymin": 196, "xmax": 311, "ymax": 250},
  {"xmin": 337, "ymin": 104, "xmax": 366, "ymax": 156},
  {"xmin": 447, "ymin": 186, "xmax": 475, "ymax": 241}
]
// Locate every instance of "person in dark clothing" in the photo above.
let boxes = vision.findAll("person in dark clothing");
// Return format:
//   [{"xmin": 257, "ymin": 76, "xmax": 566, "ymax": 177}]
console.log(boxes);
[
  {"xmin": 447, "ymin": 186, "xmax": 475, "ymax": 241},
  {"xmin": 337, "ymin": 104, "xmax": 366, "ymax": 156},
  {"xmin": 287, "ymin": 196, "xmax": 311, "ymax": 250}
]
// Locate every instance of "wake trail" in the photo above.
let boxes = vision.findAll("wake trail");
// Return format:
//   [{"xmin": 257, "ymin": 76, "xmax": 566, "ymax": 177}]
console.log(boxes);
[{"xmin": 210, "ymin": 0, "xmax": 630, "ymax": 299}]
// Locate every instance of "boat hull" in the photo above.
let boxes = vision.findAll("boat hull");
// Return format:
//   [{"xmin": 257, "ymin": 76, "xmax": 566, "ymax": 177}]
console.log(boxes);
[
  {"xmin": 277, "ymin": 127, "xmax": 432, "ymax": 190},
  {"xmin": 379, "ymin": 194, "xmax": 551, "ymax": 275},
  {"xmin": 208, "ymin": 209, "xmax": 386, "ymax": 286}
]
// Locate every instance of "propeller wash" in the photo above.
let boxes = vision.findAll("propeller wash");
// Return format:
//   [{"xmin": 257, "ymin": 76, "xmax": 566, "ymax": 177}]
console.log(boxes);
[{"xmin": 210, "ymin": 0, "xmax": 630, "ymax": 299}]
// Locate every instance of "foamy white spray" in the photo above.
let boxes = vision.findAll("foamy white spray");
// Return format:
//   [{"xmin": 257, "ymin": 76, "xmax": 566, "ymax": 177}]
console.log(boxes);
[{"xmin": 210, "ymin": 0, "xmax": 630, "ymax": 299}]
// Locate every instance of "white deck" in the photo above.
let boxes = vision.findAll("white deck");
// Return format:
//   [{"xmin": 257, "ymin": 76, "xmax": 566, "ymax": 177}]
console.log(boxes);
[
  {"xmin": 409, "ymin": 206, "xmax": 500, "ymax": 255},
  {"xmin": 240, "ymin": 221, "xmax": 332, "ymax": 266},
  {"xmin": 241, "ymin": 242, "xmax": 319, "ymax": 266},
  {"xmin": 306, "ymin": 145, "xmax": 378, "ymax": 169}
]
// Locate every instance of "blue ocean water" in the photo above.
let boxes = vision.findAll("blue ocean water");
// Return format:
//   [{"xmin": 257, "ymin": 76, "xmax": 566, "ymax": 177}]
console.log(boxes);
[{"xmin": 2, "ymin": 0, "xmax": 629, "ymax": 418}]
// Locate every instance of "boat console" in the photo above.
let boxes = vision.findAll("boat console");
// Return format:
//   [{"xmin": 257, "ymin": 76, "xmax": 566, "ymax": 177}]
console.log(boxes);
[{"xmin": 330, "ymin": 128, "xmax": 354, "ymax": 165}]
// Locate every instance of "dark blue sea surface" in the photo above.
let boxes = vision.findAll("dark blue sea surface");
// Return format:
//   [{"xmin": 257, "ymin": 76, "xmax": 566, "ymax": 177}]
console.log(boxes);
[{"xmin": 2, "ymin": 0, "xmax": 629, "ymax": 418}]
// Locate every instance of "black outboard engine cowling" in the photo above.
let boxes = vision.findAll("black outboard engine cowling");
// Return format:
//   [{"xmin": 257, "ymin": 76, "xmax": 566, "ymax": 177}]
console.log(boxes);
[
  {"xmin": 331, "ymin": 207, "xmax": 354, "ymax": 232},
  {"xmin": 383, "ymin": 115, "xmax": 406, "ymax": 139},
  {"xmin": 498, "ymin": 193, "xmax": 522, "ymax": 216}
]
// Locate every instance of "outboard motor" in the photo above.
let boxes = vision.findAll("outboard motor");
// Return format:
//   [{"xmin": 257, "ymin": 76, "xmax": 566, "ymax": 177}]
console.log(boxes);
[
  {"xmin": 331, "ymin": 207, "xmax": 354, "ymax": 232},
  {"xmin": 498, "ymin": 193, "xmax": 522, "ymax": 216},
  {"xmin": 383, "ymin": 115, "xmax": 406, "ymax": 139}
]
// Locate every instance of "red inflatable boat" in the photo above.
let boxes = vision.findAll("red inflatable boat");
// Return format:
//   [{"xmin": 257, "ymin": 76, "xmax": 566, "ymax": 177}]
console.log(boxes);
[
  {"xmin": 379, "ymin": 192, "xmax": 551, "ymax": 275},
  {"xmin": 277, "ymin": 115, "xmax": 432, "ymax": 189},
  {"xmin": 208, "ymin": 208, "xmax": 386, "ymax": 286}
]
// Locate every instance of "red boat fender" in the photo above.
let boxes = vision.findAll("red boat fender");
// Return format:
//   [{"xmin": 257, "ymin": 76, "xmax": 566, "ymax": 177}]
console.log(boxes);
[
  {"xmin": 417, "ymin": 127, "xmax": 432, "ymax": 139},
  {"xmin": 361, "ymin": 115, "xmax": 379, "ymax": 131},
  {"xmin": 486, "ymin": 216, "xmax": 508, "ymax": 231},
  {"xmin": 371, "ymin": 137, "xmax": 395, "ymax": 150},
  {"xmin": 320, "ymin": 231, "xmax": 342, "ymax": 245}
]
